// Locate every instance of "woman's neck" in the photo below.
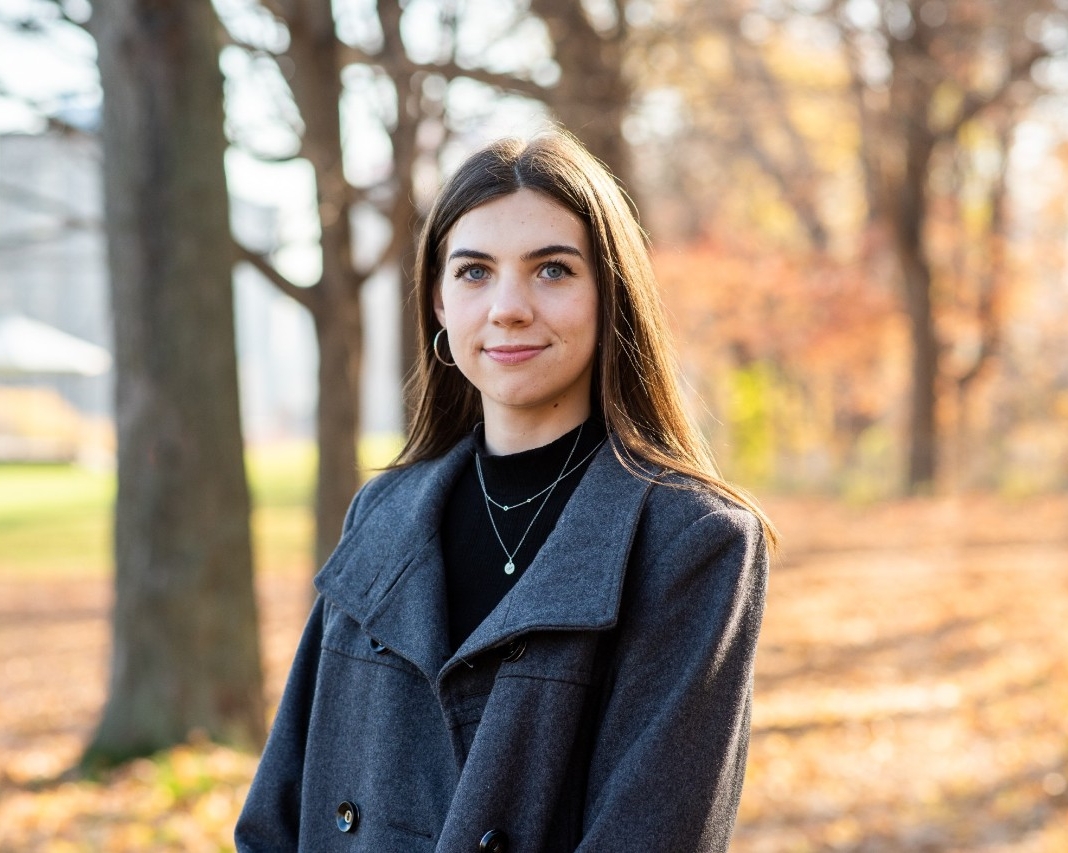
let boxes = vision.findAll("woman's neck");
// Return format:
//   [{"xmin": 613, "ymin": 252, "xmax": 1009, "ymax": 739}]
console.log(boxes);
[{"xmin": 481, "ymin": 405, "xmax": 592, "ymax": 456}]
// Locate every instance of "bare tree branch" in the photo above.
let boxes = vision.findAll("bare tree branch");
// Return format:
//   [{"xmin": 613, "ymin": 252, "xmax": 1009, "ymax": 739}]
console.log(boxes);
[
  {"xmin": 19, "ymin": 0, "xmax": 90, "ymax": 31},
  {"xmin": 339, "ymin": 43, "xmax": 377, "ymax": 66},
  {"xmin": 945, "ymin": 44, "xmax": 1048, "ymax": 137},
  {"xmin": 338, "ymin": 43, "xmax": 544, "ymax": 100},
  {"xmin": 230, "ymin": 143, "xmax": 304, "ymax": 163},
  {"xmin": 724, "ymin": 35, "xmax": 829, "ymax": 249},
  {"xmin": 234, "ymin": 241, "xmax": 318, "ymax": 309},
  {"xmin": 431, "ymin": 60, "xmax": 545, "ymax": 99},
  {"xmin": 220, "ymin": 28, "xmax": 281, "ymax": 58}
]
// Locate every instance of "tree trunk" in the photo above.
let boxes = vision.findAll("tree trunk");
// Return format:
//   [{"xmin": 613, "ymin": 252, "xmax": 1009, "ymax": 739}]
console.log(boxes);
[
  {"xmin": 886, "ymin": 36, "xmax": 939, "ymax": 492},
  {"xmin": 900, "ymin": 246, "xmax": 938, "ymax": 490},
  {"xmin": 312, "ymin": 302, "xmax": 361, "ymax": 567},
  {"xmin": 284, "ymin": 0, "xmax": 362, "ymax": 567},
  {"xmin": 530, "ymin": 0, "xmax": 633, "ymax": 192},
  {"xmin": 86, "ymin": 0, "xmax": 264, "ymax": 765},
  {"xmin": 377, "ymin": 0, "xmax": 422, "ymax": 427}
]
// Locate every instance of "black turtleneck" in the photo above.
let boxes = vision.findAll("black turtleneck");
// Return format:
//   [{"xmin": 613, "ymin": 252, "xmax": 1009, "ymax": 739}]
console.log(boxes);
[{"xmin": 441, "ymin": 417, "xmax": 608, "ymax": 651}]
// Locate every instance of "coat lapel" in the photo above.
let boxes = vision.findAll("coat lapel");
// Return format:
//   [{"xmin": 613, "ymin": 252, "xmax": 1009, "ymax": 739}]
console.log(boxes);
[
  {"xmin": 453, "ymin": 442, "xmax": 653, "ymax": 663},
  {"xmin": 314, "ymin": 435, "xmax": 476, "ymax": 681},
  {"xmin": 315, "ymin": 435, "xmax": 654, "ymax": 682}
]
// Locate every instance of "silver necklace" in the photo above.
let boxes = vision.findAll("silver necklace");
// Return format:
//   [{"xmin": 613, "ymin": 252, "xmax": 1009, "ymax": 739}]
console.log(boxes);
[
  {"xmin": 475, "ymin": 424, "xmax": 584, "ymax": 575},
  {"xmin": 482, "ymin": 438, "xmax": 605, "ymax": 511}
]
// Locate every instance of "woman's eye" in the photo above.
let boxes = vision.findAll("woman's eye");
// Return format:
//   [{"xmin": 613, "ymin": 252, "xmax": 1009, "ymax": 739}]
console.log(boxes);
[
  {"xmin": 456, "ymin": 263, "xmax": 488, "ymax": 281},
  {"xmin": 541, "ymin": 263, "xmax": 572, "ymax": 280}
]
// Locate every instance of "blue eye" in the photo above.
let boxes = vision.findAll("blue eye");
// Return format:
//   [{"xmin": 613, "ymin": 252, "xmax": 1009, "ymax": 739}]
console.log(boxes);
[
  {"xmin": 541, "ymin": 261, "xmax": 574, "ymax": 280},
  {"xmin": 455, "ymin": 262, "xmax": 488, "ymax": 281}
]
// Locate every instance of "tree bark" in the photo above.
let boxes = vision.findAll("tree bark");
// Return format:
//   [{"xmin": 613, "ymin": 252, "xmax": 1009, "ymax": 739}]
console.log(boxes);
[
  {"xmin": 885, "ymin": 32, "xmax": 940, "ymax": 491},
  {"xmin": 86, "ymin": 0, "xmax": 264, "ymax": 764},
  {"xmin": 283, "ymin": 0, "xmax": 362, "ymax": 568},
  {"xmin": 310, "ymin": 297, "xmax": 361, "ymax": 567},
  {"xmin": 377, "ymin": 0, "xmax": 423, "ymax": 426},
  {"xmin": 899, "ymin": 237, "xmax": 939, "ymax": 489},
  {"xmin": 529, "ymin": 0, "xmax": 634, "ymax": 192}
]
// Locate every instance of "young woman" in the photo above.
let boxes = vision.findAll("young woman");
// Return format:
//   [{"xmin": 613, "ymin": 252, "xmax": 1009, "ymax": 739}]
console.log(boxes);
[{"xmin": 236, "ymin": 132, "xmax": 773, "ymax": 852}]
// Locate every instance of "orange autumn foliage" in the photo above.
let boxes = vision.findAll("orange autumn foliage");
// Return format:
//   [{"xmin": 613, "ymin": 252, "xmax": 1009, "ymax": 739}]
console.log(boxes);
[{"xmin": 654, "ymin": 237, "xmax": 910, "ymax": 490}]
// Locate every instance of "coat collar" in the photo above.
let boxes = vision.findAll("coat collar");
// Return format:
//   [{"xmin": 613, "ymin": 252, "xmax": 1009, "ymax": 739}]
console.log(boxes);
[{"xmin": 315, "ymin": 434, "xmax": 654, "ymax": 682}]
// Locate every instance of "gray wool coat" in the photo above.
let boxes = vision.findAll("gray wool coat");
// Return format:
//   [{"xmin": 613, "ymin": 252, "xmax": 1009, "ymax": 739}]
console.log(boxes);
[{"xmin": 235, "ymin": 434, "xmax": 768, "ymax": 853}]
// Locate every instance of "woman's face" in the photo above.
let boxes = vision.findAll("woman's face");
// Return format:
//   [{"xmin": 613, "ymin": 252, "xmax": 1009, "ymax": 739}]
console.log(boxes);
[{"xmin": 434, "ymin": 188, "xmax": 599, "ymax": 449}]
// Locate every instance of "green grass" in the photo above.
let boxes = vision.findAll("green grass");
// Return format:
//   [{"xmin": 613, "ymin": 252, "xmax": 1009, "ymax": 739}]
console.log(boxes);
[
  {"xmin": 247, "ymin": 440, "xmax": 317, "ymax": 576},
  {"xmin": 246, "ymin": 441, "xmax": 316, "ymax": 509},
  {"xmin": 0, "ymin": 464, "xmax": 116, "ymax": 577},
  {"xmin": 0, "ymin": 435, "xmax": 403, "ymax": 579}
]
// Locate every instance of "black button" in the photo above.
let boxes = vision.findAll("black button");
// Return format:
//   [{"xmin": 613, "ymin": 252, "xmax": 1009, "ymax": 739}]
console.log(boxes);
[
  {"xmin": 336, "ymin": 801, "xmax": 359, "ymax": 833},
  {"xmin": 369, "ymin": 637, "xmax": 388, "ymax": 654},
  {"xmin": 479, "ymin": 828, "xmax": 509, "ymax": 852},
  {"xmin": 501, "ymin": 640, "xmax": 526, "ymax": 663}
]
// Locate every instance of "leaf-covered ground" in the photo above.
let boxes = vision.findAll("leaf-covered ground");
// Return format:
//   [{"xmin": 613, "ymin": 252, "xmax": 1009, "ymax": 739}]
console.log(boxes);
[{"xmin": 1, "ymin": 495, "xmax": 1066, "ymax": 852}]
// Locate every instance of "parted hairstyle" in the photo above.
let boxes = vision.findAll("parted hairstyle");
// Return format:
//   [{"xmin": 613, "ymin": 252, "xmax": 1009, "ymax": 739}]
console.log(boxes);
[{"xmin": 394, "ymin": 131, "xmax": 777, "ymax": 547}]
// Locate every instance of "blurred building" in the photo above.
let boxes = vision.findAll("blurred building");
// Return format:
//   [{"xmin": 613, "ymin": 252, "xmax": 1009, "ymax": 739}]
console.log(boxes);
[
  {"xmin": 0, "ymin": 129, "xmax": 402, "ymax": 460},
  {"xmin": 0, "ymin": 132, "xmax": 110, "ymax": 418}
]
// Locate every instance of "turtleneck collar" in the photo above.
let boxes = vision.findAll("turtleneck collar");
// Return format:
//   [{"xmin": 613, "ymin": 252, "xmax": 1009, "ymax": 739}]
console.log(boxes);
[{"xmin": 474, "ymin": 416, "xmax": 608, "ymax": 499}]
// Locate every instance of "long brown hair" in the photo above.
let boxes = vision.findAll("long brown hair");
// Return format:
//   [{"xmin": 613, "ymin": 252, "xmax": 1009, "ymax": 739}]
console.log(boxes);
[{"xmin": 395, "ymin": 131, "xmax": 777, "ymax": 547}]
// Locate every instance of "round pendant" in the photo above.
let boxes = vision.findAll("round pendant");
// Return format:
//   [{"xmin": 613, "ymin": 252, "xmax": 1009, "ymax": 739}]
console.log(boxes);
[{"xmin": 504, "ymin": 560, "xmax": 516, "ymax": 575}]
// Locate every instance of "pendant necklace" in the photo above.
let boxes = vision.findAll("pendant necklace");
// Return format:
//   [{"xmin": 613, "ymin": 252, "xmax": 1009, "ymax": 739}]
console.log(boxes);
[{"xmin": 475, "ymin": 423, "xmax": 584, "ymax": 575}]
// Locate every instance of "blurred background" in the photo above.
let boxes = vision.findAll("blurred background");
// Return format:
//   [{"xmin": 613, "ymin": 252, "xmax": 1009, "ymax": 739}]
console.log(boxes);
[{"xmin": 1, "ymin": 0, "xmax": 1066, "ymax": 850}]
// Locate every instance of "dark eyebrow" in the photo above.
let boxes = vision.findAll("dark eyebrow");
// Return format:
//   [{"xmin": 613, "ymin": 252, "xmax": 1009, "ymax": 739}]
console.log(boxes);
[
  {"xmin": 447, "ymin": 249, "xmax": 495, "ymax": 263},
  {"xmin": 522, "ymin": 244, "xmax": 584, "ymax": 262},
  {"xmin": 446, "ymin": 244, "xmax": 585, "ymax": 264}
]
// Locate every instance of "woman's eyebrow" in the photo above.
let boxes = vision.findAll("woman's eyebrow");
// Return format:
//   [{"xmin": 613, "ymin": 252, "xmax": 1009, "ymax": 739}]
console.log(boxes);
[
  {"xmin": 447, "ymin": 244, "xmax": 585, "ymax": 263},
  {"xmin": 521, "ymin": 244, "xmax": 584, "ymax": 262},
  {"xmin": 447, "ymin": 248, "xmax": 495, "ymax": 262}
]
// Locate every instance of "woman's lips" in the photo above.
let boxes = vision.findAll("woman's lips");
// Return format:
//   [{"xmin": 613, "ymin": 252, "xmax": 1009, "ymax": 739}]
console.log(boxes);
[{"xmin": 484, "ymin": 345, "xmax": 546, "ymax": 365}]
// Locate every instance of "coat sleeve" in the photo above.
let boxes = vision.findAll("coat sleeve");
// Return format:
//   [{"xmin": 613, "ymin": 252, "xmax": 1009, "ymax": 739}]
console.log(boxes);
[
  {"xmin": 234, "ymin": 491, "xmax": 368, "ymax": 852},
  {"xmin": 233, "ymin": 594, "xmax": 327, "ymax": 852},
  {"xmin": 577, "ymin": 504, "xmax": 768, "ymax": 853}
]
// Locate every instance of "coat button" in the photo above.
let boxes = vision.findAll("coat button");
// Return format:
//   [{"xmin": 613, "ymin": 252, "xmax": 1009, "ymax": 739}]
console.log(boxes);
[
  {"xmin": 479, "ymin": 828, "xmax": 509, "ymax": 852},
  {"xmin": 336, "ymin": 801, "xmax": 359, "ymax": 832},
  {"xmin": 369, "ymin": 637, "xmax": 388, "ymax": 654},
  {"xmin": 501, "ymin": 639, "xmax": 526, "ymax": 662}
]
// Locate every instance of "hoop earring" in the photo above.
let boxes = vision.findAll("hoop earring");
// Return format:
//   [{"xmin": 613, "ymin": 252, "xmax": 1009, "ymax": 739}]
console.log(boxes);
[{"xmin": 433, "ymin": 328, "xmax": 456, "ymax": 367}]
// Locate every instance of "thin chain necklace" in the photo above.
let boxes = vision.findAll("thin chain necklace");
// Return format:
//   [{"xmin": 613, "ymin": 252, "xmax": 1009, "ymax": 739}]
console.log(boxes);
[
  {"xmin": 475, "ymin": 423, "xmax": 584, "ymax": 576},
  {"xmin": 482, "ymin": 438, "xmax": 605, "ymax": 511}
]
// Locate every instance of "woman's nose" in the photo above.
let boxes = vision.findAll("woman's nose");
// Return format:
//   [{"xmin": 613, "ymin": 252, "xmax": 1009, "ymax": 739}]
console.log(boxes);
[{"xmin": 487, "ymin": 274, "xmax": 534, "ymax": 326}]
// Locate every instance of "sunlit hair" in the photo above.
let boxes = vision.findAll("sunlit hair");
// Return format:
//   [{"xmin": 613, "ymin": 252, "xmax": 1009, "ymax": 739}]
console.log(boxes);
[{"xmin": 394, "ymin": 131, "xmax": 776, "ymax": 547}]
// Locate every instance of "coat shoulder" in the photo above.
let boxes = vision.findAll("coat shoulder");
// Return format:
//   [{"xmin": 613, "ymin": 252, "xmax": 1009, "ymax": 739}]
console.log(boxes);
[
  {"xmin": 342, "ymin": 459, "xmax": 437, "ymax": 532},
  {"xmin": 356, "ymin": 462, "xmax": 419, "ymax": 503},
  {"xmin": 622, "ymin": 471, "xmax": 769, "ymax": 650},
  {"xmin": 626, "ymin": 469, "xmax": 769, "ymax": 604},
  {"xmin": 641, "ymin": 472, "xmax": 765, "ymax": 548}
]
